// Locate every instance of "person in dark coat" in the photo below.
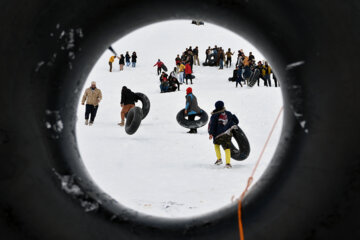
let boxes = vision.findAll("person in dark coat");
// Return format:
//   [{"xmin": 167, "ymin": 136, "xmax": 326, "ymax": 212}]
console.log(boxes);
[
  {"xmin": 125, "ymin": 51, "xmax": 131, "ymax": 67},
  {"xmin": 131, "ymin": 52, "xmax": 137, "ymax": 67},
  {"xmin": 119, "ymin": 54, "xmax": 125, "ymax": 71},
  {"xmin": 119, "ymin": 86, "xmax": 139, "ymax": 126},
  {"xmin": 208, "ymin": 101, "xmax": 239, "ymax": 168},
  {"xmin": 185, "ymin": 87, "xmax": 202, "ymax": 134}
]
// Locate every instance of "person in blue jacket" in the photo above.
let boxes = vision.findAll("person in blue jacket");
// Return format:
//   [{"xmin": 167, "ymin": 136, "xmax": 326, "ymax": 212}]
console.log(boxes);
[
  {"xmin": 208, "ymin": 101, "xmax": 239, "ymax": 168},
  {"xmin": 185, "ymin": 87, "xmax": 202, "ymax": 134}
]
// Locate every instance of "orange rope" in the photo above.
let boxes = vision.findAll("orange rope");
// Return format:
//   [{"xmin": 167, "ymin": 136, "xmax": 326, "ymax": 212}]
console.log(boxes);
[{"xmin": 238, "ymin": 106, "xmax": 284, "ymax": 240}]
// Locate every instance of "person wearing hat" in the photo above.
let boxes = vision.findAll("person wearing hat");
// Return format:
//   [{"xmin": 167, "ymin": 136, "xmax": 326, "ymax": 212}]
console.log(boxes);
[
  {"xmin": 208, "ymin": 101, "xmax": 239, "ymax": 168},
  {"xmin": 81, "ymin": 81, "xmax": 102, "ymax": 126},
  {"xmin": 184, "ymin": 87, "xmax": 202, "ymax": 134}
]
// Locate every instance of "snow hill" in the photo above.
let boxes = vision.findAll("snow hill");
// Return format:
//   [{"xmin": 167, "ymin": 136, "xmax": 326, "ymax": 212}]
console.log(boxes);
[{"xmin": 76, "ymin": 20, "xmax": 283, "ymax": 218}]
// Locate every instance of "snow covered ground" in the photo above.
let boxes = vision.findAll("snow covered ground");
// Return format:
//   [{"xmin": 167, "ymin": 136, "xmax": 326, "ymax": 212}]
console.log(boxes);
[{"xmin": 76, "ymin": 20, "xmax": 283, "ymax": 218}]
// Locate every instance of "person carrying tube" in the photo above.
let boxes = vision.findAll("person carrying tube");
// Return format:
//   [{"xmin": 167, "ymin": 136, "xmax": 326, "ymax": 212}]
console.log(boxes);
[
  {"xmin": 184, "ymin": 87, "xmax": 202, "ymax": 134},
  {"xmin": 208, "ymin": 101, "xmax": 239, "ymax": 168},
  {"xmin": 118, "ymin": 86, "xmax": 139, "ymax": 126},
  {"xmin": 153, "ymin": 59, "xmax": 164, "ymax": 75}
]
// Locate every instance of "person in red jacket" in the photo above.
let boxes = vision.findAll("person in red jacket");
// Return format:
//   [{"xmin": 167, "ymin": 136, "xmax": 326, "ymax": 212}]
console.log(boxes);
[
  {"xmin": 185, "ymin": 62, "xmax": 193, "ymax": 84},
  {"xmin": 153, "ymin": 59, "xmax": 164, "ymax": 75}
]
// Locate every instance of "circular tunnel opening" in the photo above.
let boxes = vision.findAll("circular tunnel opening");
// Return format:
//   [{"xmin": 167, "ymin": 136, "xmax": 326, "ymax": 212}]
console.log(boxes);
[{"xmin": 76, "ymin": 20, "xmax": 283, "ymax": 218}]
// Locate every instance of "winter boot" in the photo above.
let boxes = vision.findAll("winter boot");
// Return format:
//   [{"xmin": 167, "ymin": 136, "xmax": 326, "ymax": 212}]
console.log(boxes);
[
  {"xmin": 118, "ymin": 121, "xmax": 125, "ymax": 126},
  {"xmin": 187, "ymin": 129, "xmax": 196, "ymax": 134},
  {"xmin": 85, "ymin": 119, "xmax": 89, "ymax": 125},
  {"xmin": 89, "ymin": 121, "xmax": 93, "ymax": 126},
  {"xmin": 225, "ymin": 163, "xmax": 232, "ymax": 169},
  {"xmin": 215, "ymin": 159, "xmax": 223, "ymax": 165}
]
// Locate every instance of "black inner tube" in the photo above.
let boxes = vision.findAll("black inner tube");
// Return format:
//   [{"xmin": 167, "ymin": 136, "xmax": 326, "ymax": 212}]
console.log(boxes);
[
  {"xmin": 1, "ymin": 1, "xmax": 359, "ymax": 239},
  {"xmin": 176, "ymin": 108, "xmax": 209, "ymax": 129},
  {"xmin": 230, "ymin": 126, "xmax": 250, "ymax": 161}
]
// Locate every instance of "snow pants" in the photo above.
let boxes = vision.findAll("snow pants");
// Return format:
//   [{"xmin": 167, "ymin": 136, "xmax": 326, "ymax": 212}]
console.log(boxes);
[
  {"xmin": 85, "ymin": 104, "xmax": 99, "ymax": 123},
  {"xmin": 121, "ymin": 104, "xmax": 135, "ymax": 122},
  {"xmin": 214, "ymin": 134, "xmax": 232, "ymax": 164},
  {"xmin": 109, "ymin": 62, "xmax": 112, "ymax": 72}
]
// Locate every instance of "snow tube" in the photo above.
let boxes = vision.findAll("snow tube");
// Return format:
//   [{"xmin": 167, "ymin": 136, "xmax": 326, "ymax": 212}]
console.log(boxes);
[
  {"xmin": 207, "ymin": 53, "xmax": 217, "ymax": 66},
  {"xmin": 176, "ymin": 109, "xmax": 209, "ymax": 129},
  {"xmin": 230, "ymin": 126, "xmax": 250, "ymax": 161},
  {"xmin": 248, "ymin": 68, "xmax": 261, "ymax": 87},
  {"xmin": 135, "ymin": 92, "xmax": 150, "ymax": 119},
  {"xmin": 1, "ymin": 1, "xmax": 360, "ymax": 240},
  {"xmin": 161, "ymin": 64, "xmax": 168, "ymax": 72},
  {"xmin": 125, "ymin": 107, "xmax": 143, "ymax": 135}
]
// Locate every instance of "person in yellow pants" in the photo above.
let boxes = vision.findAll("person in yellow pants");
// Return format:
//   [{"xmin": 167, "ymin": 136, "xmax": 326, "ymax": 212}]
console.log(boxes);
[{"xmin": 208, "ymin": 101, "xmax": 239, "ymax": 168}]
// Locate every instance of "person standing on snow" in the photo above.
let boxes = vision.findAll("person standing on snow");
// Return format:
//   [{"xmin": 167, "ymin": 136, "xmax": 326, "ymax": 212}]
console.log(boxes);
[
  {"xmin": 185, "ymin": 61, "xmax": 193, "ymax": 85},
  {"xmin": 154, "ymin": 59, "xmax": 164, "ymax": 75},
  {"xmin": 208, "ymin": 101, "xmax": 239, "ymax": 168},
  {"xmin": 226, "ymin": 48, "xmax": 234, "ymax": 68},
  {"xmin": 119, "ymin": 54, "xmax": 125, "ymax": 71},
  {"xmin": 131, "ymin": 52, "xmax": 137, "ymax": 67},
  {"xmin": 184, "ymin": 87, "xmax": 202, "ymax": 134},
  {"xmin": 109, "ymin": 55, "xmax": 116, "ymax": 72},
  {"xmin": 81, "ymin": 81, "xmax": 102, "ymax": 126},
  {"xmin": 193, "ymin": 46, "xmax": 200, "ymax": 66},
  {"xmin": 119, "ymin": 86, "xmax": 139, "ymax": 126},
  {"xmin": 219, "ymin": 48, "xmax": 225, "ymax": 70},
  {"xmin": 178, "ymin": 61, "xmax": 185, "ymax": 84},
  {"xmin": 125, "ymin": 51, "xmax": 131, "ymax": 67}
]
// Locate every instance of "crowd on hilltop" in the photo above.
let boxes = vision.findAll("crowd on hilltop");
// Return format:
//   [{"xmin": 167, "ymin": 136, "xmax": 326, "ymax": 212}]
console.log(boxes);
[
  {"xmin": 155, "ymin": 45, "xmax": 278, "ymax": 93},
  {"xmin": 108, "ymin": 51, "xmax": 137, "ymax": 72}
]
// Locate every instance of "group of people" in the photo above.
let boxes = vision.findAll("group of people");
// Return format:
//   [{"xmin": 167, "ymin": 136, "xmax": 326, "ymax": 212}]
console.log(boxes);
[
  {"xmin": 108, "ymin": 51, "xmax": 138, "ymax": 72},
  {"xmin": 156, "ymin": 58, "xmax": 194, "ymax": 93},
  {"xmin": 81, "ymin": 81, "xmax": 239, "ymax": 168},
  {"xmin": 204, "ymin": 45, "xmax": 236, "ymax": 69},
  {"xmin": 81, "ymin": 82, "xmax": 139, "ymax": 127},
  {"xmin": 183, "ymin": 87, "xmax": 239, "ymax": 168},
  {"xmin": 232, "ymin": 49, "xmax": 278, "ymax": 87}
]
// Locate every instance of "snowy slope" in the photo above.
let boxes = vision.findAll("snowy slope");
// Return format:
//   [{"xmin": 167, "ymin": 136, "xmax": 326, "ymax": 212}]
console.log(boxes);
[{"xmin": 76, "ymin": 20, "xmax": 283, "ymax": 218}]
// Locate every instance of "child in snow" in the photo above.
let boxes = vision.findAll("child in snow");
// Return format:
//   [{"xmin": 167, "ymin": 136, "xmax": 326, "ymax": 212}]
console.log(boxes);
[
  {"xmin": 185, "ymin": 87, "xmax": 202, "ymax": 134},
  {"xmin": 208, "ymin": 101, "xmax": 239, "ymax": 168}
]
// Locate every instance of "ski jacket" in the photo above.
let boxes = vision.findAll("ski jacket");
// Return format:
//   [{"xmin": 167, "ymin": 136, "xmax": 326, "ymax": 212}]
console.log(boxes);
[
  {"xmin": 243, "ymin": 56, "xmax": 250, "ymax": 66},
  {"xmin": 119, "ymin": 56, "xmax": 125, "ymax": 65},
  {"xmin": 131, "ymin": 54, "xmax": 137, "ymax": 62},
  {"xmin": 154, "ymin": 61, "xmax": 164, "ymax": 67},
  {"xmin": 159, "ymin": 73, "xmax": 168, "ymax": 82},
  {"xmin": 125, "ymin": 54, "xmax": 131, "ymax": 62},
  {"xmin": 208, "ymin": 109, "xmax": 239, "ymax": 141},
  {"xmin": 185, "ymin": 64, "xmax": 192, "ymax": 74},
  {"xmin": 121, "ymin": 87, "xmax": 138, "ymax": 105},
  {"xmin": 262, "ymin": 65, "xmax": 272, "ymax": 76},
  {"xmin": 226, "ymin": 51, "xmax": 233, "ymax": 58},
  {"xmin": 185, "ymin": 93, "xmax": 201, "ymax": 115},
  {"xmin": 175, "ymin": 57, "xmax": 181, "ymax": 65},
  {"xmin": 82, "ymin": 87, "xmax": 102, "ymax": 106},
  {"xmin": 179, "ymin": 64, "xmax": 185, "ymax": 72},
  {"xmin": 193, "ymin": 48, "xmax": 199, "ymax": 56},
  {"xmin": 109, "ymin": 56, "xmax": 116, "ymax": 63}
]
